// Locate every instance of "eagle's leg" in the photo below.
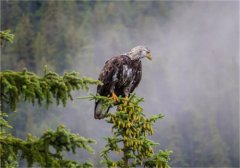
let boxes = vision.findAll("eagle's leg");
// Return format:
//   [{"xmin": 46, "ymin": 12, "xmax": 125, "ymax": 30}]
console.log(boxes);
[
  {"xmin": 123, "ymin": 96, "xmax": 128, "ymax": 105},
  {"xmin": 111, "ymin": 91, "xmax": 118, "ymax": 103}
]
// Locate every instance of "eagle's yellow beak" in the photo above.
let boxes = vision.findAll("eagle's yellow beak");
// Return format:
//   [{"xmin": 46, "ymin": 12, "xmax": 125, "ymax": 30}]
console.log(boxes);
[{"xmin": 146, "ymin": 52, "xmax": 152, "ymax": 60}]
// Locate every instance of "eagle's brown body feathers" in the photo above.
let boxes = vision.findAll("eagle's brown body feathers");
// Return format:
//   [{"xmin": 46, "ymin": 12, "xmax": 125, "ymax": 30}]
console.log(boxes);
[
  {"xmin": 94, "ymin": 46, "xmax": 151, "ymax": 119},
  {"xmin": 97, "ymin": 55, "xmax": 142, "ymax": 98}
]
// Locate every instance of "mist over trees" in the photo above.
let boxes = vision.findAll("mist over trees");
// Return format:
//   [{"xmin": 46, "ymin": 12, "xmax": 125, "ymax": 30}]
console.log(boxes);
[{"xmin": 1, "ymin": 1, "xmax": 239, "ymax": 167}]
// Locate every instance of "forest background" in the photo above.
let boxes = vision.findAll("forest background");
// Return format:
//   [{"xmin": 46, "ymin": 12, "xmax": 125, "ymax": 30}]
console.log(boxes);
[{"xmin": 1, "ymin": 1, "xmax": 239, "ymax": 167}]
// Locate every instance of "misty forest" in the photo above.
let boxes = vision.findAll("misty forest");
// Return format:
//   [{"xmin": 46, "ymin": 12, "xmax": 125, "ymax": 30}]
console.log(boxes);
[{"xmin": 0, "ymin": 1, "xmax": 239, "ymax": 168}]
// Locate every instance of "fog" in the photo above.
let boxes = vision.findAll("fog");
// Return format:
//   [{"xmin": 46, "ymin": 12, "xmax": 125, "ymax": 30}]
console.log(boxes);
[
  {"xmin": 2, "ymin": 1, "xmax": 239, "ymax": 167},
  {"xmin": 55, "ymin": 1, "xmax": 239, "ymax": 167}
]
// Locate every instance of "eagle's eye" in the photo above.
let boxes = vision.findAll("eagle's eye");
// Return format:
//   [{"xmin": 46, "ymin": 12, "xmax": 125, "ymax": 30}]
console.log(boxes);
[{"xmin": 146, "ymin": 51, "xmax": 150, "ymax": 54}]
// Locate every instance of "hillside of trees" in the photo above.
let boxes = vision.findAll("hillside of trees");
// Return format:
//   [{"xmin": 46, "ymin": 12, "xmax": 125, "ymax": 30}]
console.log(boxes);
[{"xmin": 1, "ymin": 1, "xmax": 239, "ymax": 167}]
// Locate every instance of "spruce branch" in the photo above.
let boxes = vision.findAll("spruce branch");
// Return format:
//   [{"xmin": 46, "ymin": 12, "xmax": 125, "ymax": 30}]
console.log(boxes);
[
  {"xmin": 0, "ymin": 68, "xmax": 100, "ymax": 110},
  {"xmin": 0, "ymin": 29, "xmax": 15, "ymax": 45},
  {"xmin": 0, "ymin": 123, "xmax": 96, "ymax": 168}
]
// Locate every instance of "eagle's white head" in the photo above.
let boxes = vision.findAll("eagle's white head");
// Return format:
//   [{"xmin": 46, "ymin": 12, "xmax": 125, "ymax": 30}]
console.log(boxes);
[{"xmin": 126, "ymin": 45, "xmax": 152, "ymax": 61}]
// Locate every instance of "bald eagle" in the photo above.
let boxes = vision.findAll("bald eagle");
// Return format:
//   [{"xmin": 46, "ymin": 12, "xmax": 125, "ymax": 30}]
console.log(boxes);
[{"xmin": 94, "ymin": 45, "xmax": 152, "ymax": 119}]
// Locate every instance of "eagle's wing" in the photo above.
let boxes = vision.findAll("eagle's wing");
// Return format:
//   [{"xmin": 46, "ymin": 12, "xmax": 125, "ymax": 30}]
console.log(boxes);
[
  {"xmin": 95, "ymin": 55, "xmax": 141, "ymax": 119},
  {"xmin": 97, "ymin": 56, "xmax": 124, "ymax": 96},
  {"xmin": 130, "ymin": 62, "xmax": 142, "ymax": 93},
  {"xmin": 95, "ymin": 56, "xmax": 126, "ymax": 119}
]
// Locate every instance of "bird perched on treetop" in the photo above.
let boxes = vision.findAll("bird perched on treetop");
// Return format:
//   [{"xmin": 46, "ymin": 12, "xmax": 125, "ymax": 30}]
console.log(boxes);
[{"xmin": 94, "ymin": 45, "xmax": 152, "ymax": 119}]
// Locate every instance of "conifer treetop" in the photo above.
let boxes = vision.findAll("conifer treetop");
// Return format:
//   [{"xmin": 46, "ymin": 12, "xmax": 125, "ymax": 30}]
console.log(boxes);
[{"xmin": 81, "ymin": 94, "xmax": 172, "ymax": 168}]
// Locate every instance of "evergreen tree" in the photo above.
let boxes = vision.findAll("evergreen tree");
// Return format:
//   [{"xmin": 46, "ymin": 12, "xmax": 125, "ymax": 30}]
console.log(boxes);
[
  {"xmin": 33, "ymin": 32, "xmax": 51, "ymax": 75},
  {"xmin": 1, "ymin": 1, "xmax": 22, "ymax": 30},
  {"xmin": 82, "ymin": 94, "xmax": 172, "ymax": 168},
  {"xmin": 165, "ymin": 122, "xmax": 188, "ymax": 167},
  {"xmin": 0, "ymin": 67, "xmax": 100, "ymax": 167},
  {"xmin": 40, "ymin": 1, "xmax": 67, "ymax": 72},
  {"xmin": 14, "ymin": 15, "xmax": 35, "ymax": 71},
  {"xmin": 205, "ymin": 115, "xmax": 230, "ymax": 166}
]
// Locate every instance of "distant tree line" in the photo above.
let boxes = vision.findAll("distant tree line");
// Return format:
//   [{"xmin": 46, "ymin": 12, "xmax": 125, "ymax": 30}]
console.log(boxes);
[{"xmin": 1, "ymin": 1, "xmax": 238, "ymax": 167}]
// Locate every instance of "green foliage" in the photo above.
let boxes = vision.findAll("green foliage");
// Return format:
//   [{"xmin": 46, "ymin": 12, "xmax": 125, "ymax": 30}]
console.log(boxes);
[
  {"xmin": 0, "ymin": 116, "xmax": 96, "ymax": 168},
  {"xmin": 0, "ymin": 29, "xmax": 15, "ymax": 45},
  {"xmin": 0, "ymin": 67, "xmax": 100, "ymax": 168},
  {"xmin": 85, "ymin": 94, "xmax": 172, "ymax": 168},
  {"xmin": 0, "ymin": 112, "xmax": 12, "ymax": 130},
  {"xmin": 144, "ymin": 150, "xmax": 173, "ymax": 168},
  {"xmin": 0, "ymin": 68, "xmax": 100, "ymax": 110}
]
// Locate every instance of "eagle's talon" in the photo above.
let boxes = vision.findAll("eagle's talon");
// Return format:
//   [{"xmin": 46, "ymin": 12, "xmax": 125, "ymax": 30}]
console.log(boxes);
[{"xmin": 111, "ymin": 92, "xmax": 119, "ymax": 103}]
